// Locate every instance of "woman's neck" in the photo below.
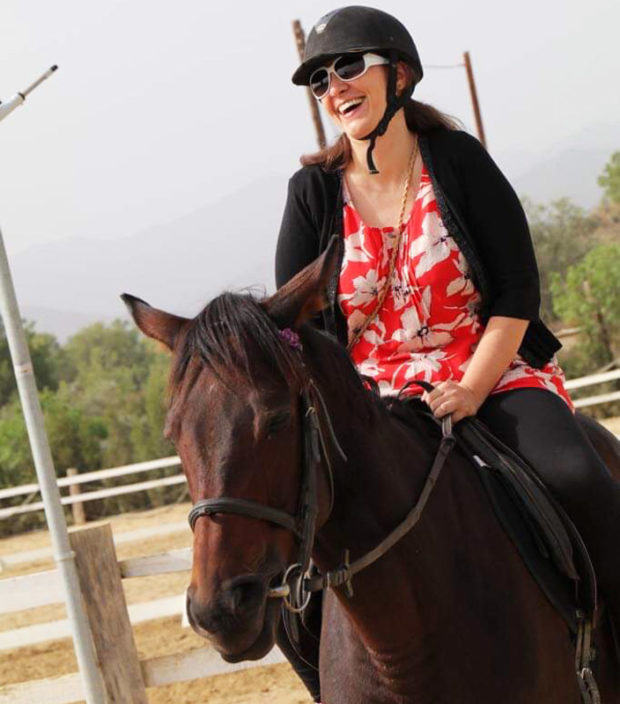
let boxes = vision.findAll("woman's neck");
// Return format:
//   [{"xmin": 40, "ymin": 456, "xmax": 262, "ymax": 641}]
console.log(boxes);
[{"xmin": 346, "ymin": 110, "xmax": 416, "ymax": 188}]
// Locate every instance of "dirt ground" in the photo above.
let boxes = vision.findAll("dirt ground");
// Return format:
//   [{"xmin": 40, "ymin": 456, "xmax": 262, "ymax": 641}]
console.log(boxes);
[
  {"xmin": 0, "ymin": 502, "xmax": 311, "ymax": 703},
  {"xmin": 2, "ymin": 417, "xmax": 618, "ymax": 702},
  {"xmin": 603, "ymin": 415, "xmax": 620, "ymax": 435}
]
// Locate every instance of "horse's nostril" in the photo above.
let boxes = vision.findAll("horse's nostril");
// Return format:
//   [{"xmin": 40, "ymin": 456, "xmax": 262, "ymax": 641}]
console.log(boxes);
[{"xmin": 224, "ymin": 575, "xmax": 267, "ymax": 616}]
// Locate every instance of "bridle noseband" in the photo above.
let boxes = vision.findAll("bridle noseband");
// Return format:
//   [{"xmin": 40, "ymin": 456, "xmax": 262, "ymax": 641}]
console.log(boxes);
[{"xmin": 187, "ymin": 328, "xmax": 454, "ymax": 612}]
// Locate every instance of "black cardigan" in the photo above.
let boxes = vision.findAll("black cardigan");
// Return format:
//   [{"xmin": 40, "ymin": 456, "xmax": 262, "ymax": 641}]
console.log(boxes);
[{"xmin": 275, "ymin": 127, "xmax": 561, "ymax": 368}]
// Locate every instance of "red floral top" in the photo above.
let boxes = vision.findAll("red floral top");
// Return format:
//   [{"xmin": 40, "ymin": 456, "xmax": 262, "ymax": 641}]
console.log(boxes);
[{"xmin": 337, "ymin": 165, "xmax": 574, "ymax": 411}]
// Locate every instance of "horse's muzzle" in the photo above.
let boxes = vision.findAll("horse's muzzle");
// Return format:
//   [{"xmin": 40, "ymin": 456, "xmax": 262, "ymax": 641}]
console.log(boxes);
[{"xmin": 186, "ymin": 574, "xmax": 278, "ymax": 659}]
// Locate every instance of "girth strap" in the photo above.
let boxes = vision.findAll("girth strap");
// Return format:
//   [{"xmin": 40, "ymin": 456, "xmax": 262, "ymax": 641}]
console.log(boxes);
[{"xmin": 188, "ymin": 497, "xmax": 299, "ymax": 536}]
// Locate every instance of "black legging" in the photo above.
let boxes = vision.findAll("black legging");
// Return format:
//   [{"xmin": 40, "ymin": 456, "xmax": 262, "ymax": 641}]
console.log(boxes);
[{"xmin": 477, "ymin": 388, "xmax": 620, "ymax": 630}]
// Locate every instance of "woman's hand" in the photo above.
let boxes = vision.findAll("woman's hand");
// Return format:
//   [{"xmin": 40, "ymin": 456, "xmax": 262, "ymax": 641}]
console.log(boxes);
[
  {"xmin": 421, "ymin": 317, "xmax": 529, "ymax": 424},
  {"xmin": 421, "ymin": 380, "xmax": 482, "ymax": 424}
]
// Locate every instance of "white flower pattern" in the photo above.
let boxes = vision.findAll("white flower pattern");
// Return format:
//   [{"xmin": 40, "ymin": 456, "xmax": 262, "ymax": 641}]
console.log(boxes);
[{"xmin": 337, "ymin": 165, "xmax": 573, "ymax": 409}]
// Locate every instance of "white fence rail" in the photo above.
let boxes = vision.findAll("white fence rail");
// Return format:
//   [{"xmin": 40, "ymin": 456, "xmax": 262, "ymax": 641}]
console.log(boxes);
[
  {"xmin": 0, "ymin": 455, "xmax": 184, "ymax": 521},
  {"xmin": 564, "ymin": 369, "xmax": 620, "ymax": 409},
  {"xmin": 0, "ymin": 520, "xmax": 188, "ymax": 570},
  {"xmin": 0, "ymin": 456, "xmax": 180, "ymax": 501},
  {"xmin": 0, "ymin": 547, "xmax": 192, "ymax": 614},
  {"xmin": 0, "ymin": 646, "xmax": 286, "ymax": 704},
  {"xmin": 0, "ymin": 531, "xmax": 286, "ymax": 702},
  {"xmin": 0, "ymin": 369, "xmax": 618, "ymax": 522}
]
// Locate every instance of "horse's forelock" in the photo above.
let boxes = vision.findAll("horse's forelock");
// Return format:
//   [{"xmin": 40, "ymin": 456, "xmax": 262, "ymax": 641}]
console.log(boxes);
[{"xmin": 169, "ymin": 292, "xmax": 303, "ymax": 393}]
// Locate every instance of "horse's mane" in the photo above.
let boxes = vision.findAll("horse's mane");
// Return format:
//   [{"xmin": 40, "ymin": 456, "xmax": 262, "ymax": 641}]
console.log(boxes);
[
  {"xmin": 169, "ymin": 291, "xmax": 432, "ymax": 440},
  {"xmin": 170, "ymin": 292, "xmax": 305, "ymax": 392}
]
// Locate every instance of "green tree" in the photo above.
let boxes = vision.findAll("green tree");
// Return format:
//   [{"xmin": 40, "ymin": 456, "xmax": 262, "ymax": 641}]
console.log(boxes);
[
  {"xmin": 551, "ymin": 242, "xmax": 620, "ymax": 367},
  {"xmin": 598, "ymin": 151, "xmax": 620, "ymax": 205},
  {"xmin": 62, "ymin": 320, "xmax": 155, "ymax": 466},
  {"xmin": 132, "ymin": 350, "xmax": 173, "ymax": 461},
  {"xmin": 0, "ymin": 389, "xmax": 106, "ymax": 488},
  {"xmin": 0, "ymin": 399, "xmax": 33, "ymax": 488},
  {"xmin": 0, "ymin": 318, "xmax": 179, "ymax": 535},
  {"xmin": 0, "ymin": 322, "xmax": 67, "ymax": 406},
  {"xmin": 523, "ymin": 197, "xmax": 599, "ymax": 323},
  {"xmin": 64, "ymin": 320, "xmax": 153, "ymax": 388}
]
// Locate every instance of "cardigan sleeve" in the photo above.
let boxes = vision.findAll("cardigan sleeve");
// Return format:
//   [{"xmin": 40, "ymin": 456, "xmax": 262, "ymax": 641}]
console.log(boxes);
[
  {"xmin": 275, "ymin": 171, "xmax": 321, "ymax": 289},
  {"xmin": 457, "ymin": 133, "xmax": 541, "ymax": 321}
]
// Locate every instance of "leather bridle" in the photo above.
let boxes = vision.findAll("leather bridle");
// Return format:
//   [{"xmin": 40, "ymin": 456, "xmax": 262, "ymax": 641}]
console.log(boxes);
[{"xmin": 187, "ymin": 332, "xmax": 455, "ymax": 612}]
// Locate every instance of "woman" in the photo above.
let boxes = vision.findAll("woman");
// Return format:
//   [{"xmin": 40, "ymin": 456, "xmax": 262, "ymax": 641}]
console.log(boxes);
[{"xmin": 275, "ymin": 6, "xmax": 619, "ymax": 700}]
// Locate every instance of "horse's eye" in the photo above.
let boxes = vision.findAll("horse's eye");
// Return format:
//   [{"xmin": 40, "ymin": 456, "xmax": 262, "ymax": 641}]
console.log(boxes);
[{"xmin": 265, "ymin": 410, "xmax": 291, "ymax": 437}]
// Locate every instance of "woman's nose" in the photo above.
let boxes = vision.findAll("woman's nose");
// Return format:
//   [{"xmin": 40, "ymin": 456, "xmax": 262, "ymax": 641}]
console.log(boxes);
[{"xmin": 328, "ymin": 73, "xmax": 349, "ymax": 98}]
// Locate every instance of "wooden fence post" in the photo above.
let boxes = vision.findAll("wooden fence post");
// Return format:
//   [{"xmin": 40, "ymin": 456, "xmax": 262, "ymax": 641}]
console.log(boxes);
[
  {"xmin": 69, "ymin": 524, "xmax": 148, "ymax": 703},
  {"xmin": 66, "ymin": 468, "xmax": 86, "ymax": 525}
]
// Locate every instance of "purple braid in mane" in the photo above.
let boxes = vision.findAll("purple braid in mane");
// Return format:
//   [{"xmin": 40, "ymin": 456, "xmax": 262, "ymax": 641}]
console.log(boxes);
[{"xmin": 279, "ymin": 327, "xmax": 302, "ymax": 351}]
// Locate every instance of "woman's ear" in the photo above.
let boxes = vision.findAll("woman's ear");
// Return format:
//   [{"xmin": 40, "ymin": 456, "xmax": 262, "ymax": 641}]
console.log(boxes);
[{"xmin": 396, "ymin": 61, "xmax": 414, "ymax": 95}]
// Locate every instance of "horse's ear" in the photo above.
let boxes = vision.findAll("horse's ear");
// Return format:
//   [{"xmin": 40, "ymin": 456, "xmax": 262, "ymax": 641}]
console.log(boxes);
[
  {"xmin": 265, "ymin": 235, "xmax": 342, "ymax": 329},
  {"xmin": 121, "ymin": 293, "xmax": 189, "ymax": 350}
]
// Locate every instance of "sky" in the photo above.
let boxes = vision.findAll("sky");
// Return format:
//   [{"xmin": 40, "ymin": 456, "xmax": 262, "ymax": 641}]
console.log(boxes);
[{"xmin": 0, "ymin": 0, "xmax": 619, "ymax": 258}]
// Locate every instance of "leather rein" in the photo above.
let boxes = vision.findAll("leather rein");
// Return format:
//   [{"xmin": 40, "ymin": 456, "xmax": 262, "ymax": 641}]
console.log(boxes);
[{"xmin": 187, "ymin": 330, "xmax": 455, "ymax": 612}]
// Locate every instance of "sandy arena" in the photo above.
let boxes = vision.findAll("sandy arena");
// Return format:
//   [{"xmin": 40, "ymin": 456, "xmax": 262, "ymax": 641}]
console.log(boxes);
[
  {"xmin": 0, "ymin": 502, "xmax": 311, "ymax": 704},
  {"xmin": 2, "ymin": 416, "xmax": 618, "ymax": 703}
]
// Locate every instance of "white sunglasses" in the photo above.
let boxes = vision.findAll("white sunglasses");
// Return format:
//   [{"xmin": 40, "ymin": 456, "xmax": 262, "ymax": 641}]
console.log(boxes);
[{"xmin": 309, "ymin": 52, "xmax": 390, "ymax": 100}]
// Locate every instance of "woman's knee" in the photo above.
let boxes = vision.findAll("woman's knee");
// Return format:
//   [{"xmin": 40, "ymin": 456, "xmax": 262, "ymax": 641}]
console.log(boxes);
[
  {"xmin": 543, "ymin": 440, "xmax": 611, "ymax": 509},
  {"xmin": 477, "ymin": 389, "xmax": 613, "ymax": 510}
]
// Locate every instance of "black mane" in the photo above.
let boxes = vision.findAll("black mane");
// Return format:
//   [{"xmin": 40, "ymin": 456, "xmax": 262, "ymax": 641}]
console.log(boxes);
[
  {"xmin": 168, "ymin": 290, "xmax": 429, "ymax": 435},
  {"xmin": 170, "ymin": 292, "xmax": 302, "ymax": 390}
]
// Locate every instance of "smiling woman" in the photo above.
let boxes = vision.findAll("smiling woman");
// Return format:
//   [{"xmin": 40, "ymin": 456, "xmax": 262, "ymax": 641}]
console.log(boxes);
[{"xmin": 275, "ymin": 4, "xmax": 620, "ymax": 703}]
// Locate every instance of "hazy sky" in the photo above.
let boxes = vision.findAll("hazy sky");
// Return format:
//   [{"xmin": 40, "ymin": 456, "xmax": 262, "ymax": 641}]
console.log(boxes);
[{"xmin": 1, "ymin": 0, "xmax": 619, "ymax": 257}]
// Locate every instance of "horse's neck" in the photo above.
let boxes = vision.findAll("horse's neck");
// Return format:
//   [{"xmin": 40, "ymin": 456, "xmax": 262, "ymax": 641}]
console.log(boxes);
[
  {"xmin": 313, "ymin": 384, "xmax": 436, "ymax": 591},
  {"xmin": 309, "ymin": 367, "xmax": 584, "ymax": 702},
  {"xmin": 312, "ymin": 378, "xmax": 487, "ymax": 645},
  {"xmin": 314, "ymin": 386, "xmax": 436, "ymax": 560},
  {"xmin": 312, "ymin": 391, "xmax": 452, "ymax": 690}
]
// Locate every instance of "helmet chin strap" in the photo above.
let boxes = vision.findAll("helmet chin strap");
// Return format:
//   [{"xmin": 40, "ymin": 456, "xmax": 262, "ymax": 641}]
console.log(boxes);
[{"xmin": 361, "ymin": 51, "xmax": 412, "ymax": 175}]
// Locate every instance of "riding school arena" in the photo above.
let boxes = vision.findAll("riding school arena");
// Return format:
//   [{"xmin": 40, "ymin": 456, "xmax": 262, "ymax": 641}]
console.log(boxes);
[{"xmin": 0, "ymin": 374, "xmax": 618, "ymax": 703}]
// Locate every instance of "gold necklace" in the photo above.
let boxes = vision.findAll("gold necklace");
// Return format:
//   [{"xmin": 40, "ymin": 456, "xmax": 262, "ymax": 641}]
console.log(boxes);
[{"xmin": 347, "ymin": 136, "xmax": 419, "ymax": 352}]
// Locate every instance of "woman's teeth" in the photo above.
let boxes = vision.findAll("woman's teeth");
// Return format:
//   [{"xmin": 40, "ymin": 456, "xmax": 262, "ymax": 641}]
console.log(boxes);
[{"xmin": 338, "ymin": 98, "xmax": 365, "ymax": 115}]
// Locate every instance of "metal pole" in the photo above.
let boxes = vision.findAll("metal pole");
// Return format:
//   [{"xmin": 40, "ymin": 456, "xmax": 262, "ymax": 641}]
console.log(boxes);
[
  {"xmin": 0, "ymin": 231, "xmax": 107, "ymax": 703},
  {"xmin": 462, "ymin": 51, "xmax": 486, "ymax": 149},
  {"xmin": 292, "ymin": 20, "xmax": 326, "ymax": 150},
  {"xmin": 0, "ymin": 66, "xmax": 57, "ymax": 122},
  {"xmin": 0, "ymin": 66, "xmax": 107, "ymax": 703}
]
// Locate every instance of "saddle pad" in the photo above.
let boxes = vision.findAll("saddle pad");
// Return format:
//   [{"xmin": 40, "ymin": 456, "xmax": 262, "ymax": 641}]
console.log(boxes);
[
  {"xmin": 454, "ymin": 416, "xmax": 597, "ymax": 634},
  {"xmin": 388, "ymin": 399, "xmax": 596, "ymax": 634}
]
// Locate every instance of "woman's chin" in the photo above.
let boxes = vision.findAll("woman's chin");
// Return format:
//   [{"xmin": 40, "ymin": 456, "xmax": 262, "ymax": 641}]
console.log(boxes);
[{"xmin": 342, "ymin": 117, "xmax": 381, "ymax": 142}]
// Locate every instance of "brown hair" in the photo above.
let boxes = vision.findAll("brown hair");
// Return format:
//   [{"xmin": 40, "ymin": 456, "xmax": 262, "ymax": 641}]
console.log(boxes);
[{"xmin": 300, "ymin": 99, "xmax": 462, "ymax": 171}]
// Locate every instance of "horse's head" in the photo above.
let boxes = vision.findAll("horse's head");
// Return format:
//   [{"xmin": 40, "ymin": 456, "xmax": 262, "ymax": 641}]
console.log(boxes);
[{"xmin": 122, "ymin": 238, "xmax": 341, "ymax": 661}]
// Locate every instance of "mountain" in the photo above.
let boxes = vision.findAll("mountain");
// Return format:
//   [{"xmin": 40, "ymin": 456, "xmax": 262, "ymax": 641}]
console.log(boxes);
[
  {"xmin": 499, "ymin": 122, "xmax": 618, "ymax": 208},
  {"xmin": 11, "ymin": 172, "xmax": 289, "ymax": 339},
  {"xmin": 10, "ymin": 122, "xmax": 618, "ymax": 340},
  {"xmin": 20, "ymin": 307, "xmax": 114, "ymax": 342},
  {"xmin": 510, "ymin": 148, "xmax": 610, "ymax": 208}
]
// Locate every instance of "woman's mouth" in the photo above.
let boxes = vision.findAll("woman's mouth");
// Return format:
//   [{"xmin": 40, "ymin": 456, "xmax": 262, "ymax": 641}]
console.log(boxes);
[{"xmin": 338, "ymin": 97, "xmax": 366, "ymax": 119}]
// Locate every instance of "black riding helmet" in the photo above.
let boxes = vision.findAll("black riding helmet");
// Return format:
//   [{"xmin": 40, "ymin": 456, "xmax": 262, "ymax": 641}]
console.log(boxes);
[{"xmin": 293, "ymin": 6, "xmax": 423, "ymax": 174}]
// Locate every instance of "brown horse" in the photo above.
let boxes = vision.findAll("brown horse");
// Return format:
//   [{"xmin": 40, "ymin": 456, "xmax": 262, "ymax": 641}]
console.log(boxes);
[{"xmin": 124, "ymin": 241, "xmax": 619, "ymax": 703}]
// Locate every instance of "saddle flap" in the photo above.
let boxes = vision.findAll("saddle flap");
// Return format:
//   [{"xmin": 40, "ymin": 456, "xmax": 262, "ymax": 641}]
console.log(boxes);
[{"xmin": 455, "ymin": 416, "xmax": 598, "ymax": 628}]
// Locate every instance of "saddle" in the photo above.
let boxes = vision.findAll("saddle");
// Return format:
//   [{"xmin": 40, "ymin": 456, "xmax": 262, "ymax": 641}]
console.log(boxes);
[
  {"xmin": 389, "ymin": 396, "xmax": 597, "ymax": 635},
  {"xmin": 451, "ymin": 412, "xmax": 597, "ymax": 634}
]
